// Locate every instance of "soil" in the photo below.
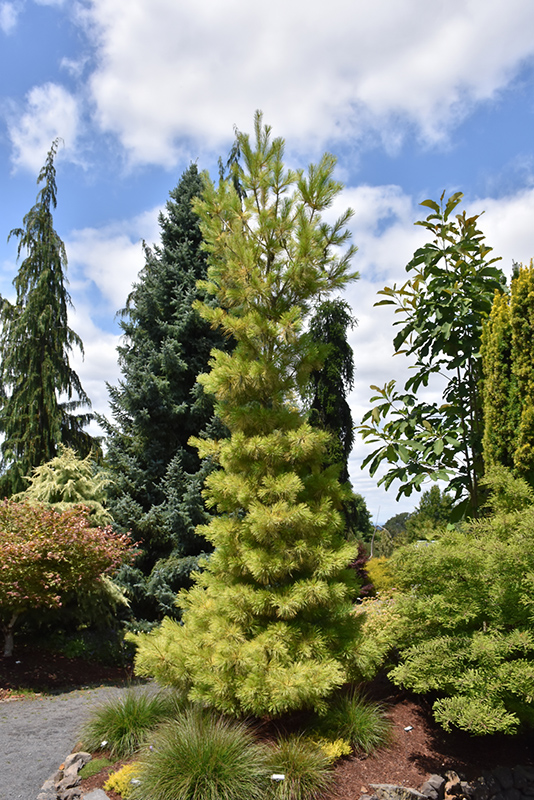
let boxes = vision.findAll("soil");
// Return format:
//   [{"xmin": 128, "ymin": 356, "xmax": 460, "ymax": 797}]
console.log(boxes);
[
  {"xmin": 0, "ymin": 644, "xmax": 133, "ymax": 696},
  {"xmin": 2, "ymin": 648, "xmax": 534, "ymax": 800}
]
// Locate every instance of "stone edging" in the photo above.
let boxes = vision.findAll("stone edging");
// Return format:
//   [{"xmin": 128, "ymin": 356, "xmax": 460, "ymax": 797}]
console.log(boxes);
[
  {"xmin": 39, "ymin": 754, "xmax": 534, "ymax": 800},
  {"xmin": 362, "ymin": 766, "xmax": 534, "ymax": 800},
  {"xmin": 37, "ymin": 751, "xmax": 94, "ymax": 800}
]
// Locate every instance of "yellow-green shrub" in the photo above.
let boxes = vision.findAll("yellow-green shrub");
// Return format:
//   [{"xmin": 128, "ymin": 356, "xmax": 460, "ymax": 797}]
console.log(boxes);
[
  {"xmin": 104, "ymin": 763, "xmax": 141, "ymax": 799},
  {"xmin": 365, "ymin": 557, "xmax": 395, "ymax": 590},
  {"xmin": 305, "ymin": 736, "xmax": 352, "ymax": 763}
]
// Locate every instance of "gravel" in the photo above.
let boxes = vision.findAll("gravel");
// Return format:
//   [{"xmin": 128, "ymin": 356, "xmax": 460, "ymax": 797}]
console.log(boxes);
[{"xmin": 0, "ymin": 685, "xmax": 128, "ymax": 800}]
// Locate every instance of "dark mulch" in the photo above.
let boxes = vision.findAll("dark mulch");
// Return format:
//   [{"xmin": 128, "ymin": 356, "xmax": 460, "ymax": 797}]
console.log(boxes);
[
  {"xmin": 2, "ymin": 649, "xmax": 533, "ymax": 800},
  {"xmin": 0, "ymin": 645, "xmax": 133, "ymax": 694}
]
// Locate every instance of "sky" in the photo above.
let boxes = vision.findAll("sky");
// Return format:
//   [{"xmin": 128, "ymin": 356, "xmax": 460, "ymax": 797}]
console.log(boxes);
[{"xmin": 1, "ymin": 0, "xmax": 534, "ymax": 525}]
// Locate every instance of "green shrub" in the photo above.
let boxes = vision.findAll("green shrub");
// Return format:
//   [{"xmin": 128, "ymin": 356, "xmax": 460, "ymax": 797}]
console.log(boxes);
[
  {"xmin": 266, "ymin": 735, "xmax": 333, "ymax": 800},
  {"xmin": 80, "ymin": 688, "xmax": 184, "ymax": 758},
  {"xmin": 78, "ymin": 758, "xmax": 113, "ymax": 779},
  {"xmin": 388, "ymin": 468, "xmax": 534, "ymax": 735},
  {"xmin": 133, "ymin": 707, "xmax": 270, "ymax": 800},
  {"xmin": 317, "ymin": 690, "xmax": 392, "ymax": 754},
  {"xmin": 104, "ymin": 763, "xmax": 141, "ymax": 799}
]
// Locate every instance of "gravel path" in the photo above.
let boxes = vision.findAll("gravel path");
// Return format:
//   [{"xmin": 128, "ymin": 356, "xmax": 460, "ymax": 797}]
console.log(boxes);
[{"xmin": 0, "ymin": 685, "xmax": 128, "ymax": 800}]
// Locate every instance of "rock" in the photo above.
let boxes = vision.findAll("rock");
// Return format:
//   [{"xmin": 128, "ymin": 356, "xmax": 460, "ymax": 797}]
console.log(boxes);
[
  {"xmin": 61, "ymin": 789, "xmax": 82, "ymax": 800},
  {"xmin": 513, "ymin": 766, "xmax": 534, "ymax": 790},
  {"xmin": 461, "ymin": 781, "xmax": 475, "ymax": 798},
  {"xmin": 445, "ymin": 772, "xmax": 463, "ymax": 798},
  {"xmin": 471, "ymin": 776, "xmax": 491, "ymax": 800},
  {"xmin": 57, "ymin": 765, "xmax": 81, "ymax": 792},
  {"xmin": 493, "ymin": 768, "xmax": 514, "ymax": 791},
  {"xmin": 83, "ymin": 791, "xmax": 111, "ymax": 800},
  {"xmin": 370, "ymin": 784, "xmax": 427, "ymax": 800},
  {"xmin": 420, "ymin": 774, "xmax": 446, "ymax": 800},
  {"xmin": 64, "ymin": 752, "xmax": 91, "ymax": 771}
]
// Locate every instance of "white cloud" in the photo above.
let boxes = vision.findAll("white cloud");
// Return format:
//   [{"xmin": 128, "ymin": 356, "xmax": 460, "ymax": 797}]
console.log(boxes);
[
  {"xmin": 68, "ymin": 305, "xmax": 121, "ymax": 422},
  {"xmin": 470, "ymin": 188, "xmax": 534, "ymax": 275},
  {"xmin": 77, "ymin": 0, "xmax": 534, "ymax": 165},
  {"xmin": 8, "ymin": 83, "xmax": 80, "ymax": 172},
  {"xmin": 0, "ymin": 1, "xmax": 21, "ymax": 33},
  {"xmin": 66, "ymin": 207, "xmax": 161, "ymax": 311}
]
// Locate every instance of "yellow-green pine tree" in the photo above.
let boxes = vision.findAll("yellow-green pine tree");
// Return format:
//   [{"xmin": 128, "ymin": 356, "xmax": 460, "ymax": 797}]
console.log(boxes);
[{"xmin": 131, "ymin": 113, "xmax": 362, "ymax": 718}]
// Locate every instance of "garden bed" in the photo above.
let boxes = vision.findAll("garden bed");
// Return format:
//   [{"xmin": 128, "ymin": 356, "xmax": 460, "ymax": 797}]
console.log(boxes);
[{"xmin": 2, "ymin": 649, "xmax": 534, "ymax": 800}]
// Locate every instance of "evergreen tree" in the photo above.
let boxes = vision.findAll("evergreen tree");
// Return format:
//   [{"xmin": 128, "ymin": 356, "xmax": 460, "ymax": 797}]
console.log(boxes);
[
  {"xmin": 307, "ymin": 299, "xmax": 372, "ymax": 540},
  {"xmin": 0, "ymin": 139, "xmax": 94, "ymax": 496},
  {"xmin": 481, "ymin": 262, "xmax": 534, "ymax": 485},
  {"xmin": 131, "ymin": 113, "xmax": 362, "ymax": 718},
  {"xmin": 308, "ymin": 299, "xmax": 355, "ymax": 483},
  {"xmin": 15, "ymin": 445, "xmax": 112, "ymax": 527},
  {"xmin": 481, "ymin": 288, "xmax": 517, "ymax": 471},
  {"xmin": 102, "ymin": 164, "xmax": 228, "ymax": 621}
]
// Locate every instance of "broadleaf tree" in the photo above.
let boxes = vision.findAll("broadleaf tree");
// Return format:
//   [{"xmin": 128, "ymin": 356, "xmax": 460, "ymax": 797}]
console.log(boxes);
[
  {"xmin": 130, "ymin": 113, "xmax": 363, "ymax": 718},
  {"xmin": 101, "ymin": 164, "xmax": 229, "ymax": 621},
  {"xmin": 358, "ymin": 192, "xmax": 504, "ymax": 518},
  {"xmin": 0, "ymin": 139, "xmax": 95, "ymax": 496},
  {"xmin": 0, "ymin": 501, "xmax": 136, "ymax": 656}
]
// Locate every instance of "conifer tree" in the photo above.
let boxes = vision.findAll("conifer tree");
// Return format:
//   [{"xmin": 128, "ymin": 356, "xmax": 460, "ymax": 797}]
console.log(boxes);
[
  {"xmin": 308, "ymin": 299, "xmax": 372, "ymax": 540},
  {"xmin": 16, "ymin": 445, "xmax": 112, "ymax": 527},
  {"xmin": 482, "ymin": 262, "xmax": 534, "ymax": 485},
  {"xmin": 309, "ymin": 299, "xmax": 355, "ymax": 484},
  {"xmin": 481, "ymin": 287, "xmax": 517, "ymax": 471},
  {"xmin": 102, "ymin": 164, "xmax": 228, "ymax": 620},
  {"xmin": 131, "ymin": 113, "xmax": 362, "ymax": 718},
  {"xmin": 0, "ymin": 139, "xmax": 94, "ymax": 496}
]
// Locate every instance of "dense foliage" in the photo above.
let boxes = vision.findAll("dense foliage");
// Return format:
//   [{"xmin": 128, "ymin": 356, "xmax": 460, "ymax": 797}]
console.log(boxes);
[
  {"xmin": 16, "ymin": 445, "xmax": 112, "ymax": 526},
  {"xmin": 308, "ymin": 299, "xmax": 355, "ymax": 484},
  {"xmin": 359, "ymin": 193, "xmax": 504, "ymax": 517},
  {"xmin": 0, "ymin": 501, "xmax": 135, "ymax": 655},
  {"xmin": 481, "ymin": 262, "xmax": 534, "ymax": 486},
  {"xmin": 131, "ymin": 113, "xmax": 362, "ymax": 717},
  {"xmin": 102, "ymin": 164, "xmax": 229, "ymax": 621},
  {"xmin": 0, "ymin": 140, "xmax": 95, "ymax": 496},
  {"xmin": 388, "ymin": 467, "xmax": 534, "ymax": 735}
]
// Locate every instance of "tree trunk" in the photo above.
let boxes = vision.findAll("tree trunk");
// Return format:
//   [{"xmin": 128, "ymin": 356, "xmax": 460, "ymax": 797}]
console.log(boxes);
[{"xmin": 3, "ymin": 612, "xmax": 20, "ymax": 657}]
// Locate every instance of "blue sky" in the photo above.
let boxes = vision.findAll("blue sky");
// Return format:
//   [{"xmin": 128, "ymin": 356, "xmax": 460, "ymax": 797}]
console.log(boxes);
[{"xmin": 1, "ymin": 0, "xmax": 534, "ymax": 524}]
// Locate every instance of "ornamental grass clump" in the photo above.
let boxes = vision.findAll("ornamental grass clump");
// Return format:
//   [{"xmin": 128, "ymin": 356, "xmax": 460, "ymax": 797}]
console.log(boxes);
[
  {"xmin": 133, "ymin": 706, "xmax": 270, "ymax": 800},
  {"xmin": 80, "ymin": 688, "xmax": 184, "ymax": 758},
  {"xmin": 318, "ymin": 689, "xmax": 392, "ymax": 755},
  {"xmin": 266, "ymin": 735, "xmax": 333, "ymax": 800}
]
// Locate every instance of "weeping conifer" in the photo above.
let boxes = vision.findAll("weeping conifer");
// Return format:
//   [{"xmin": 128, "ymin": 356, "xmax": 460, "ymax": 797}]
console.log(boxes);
[
  {"xmin": 131, "ymin": 113, "xmax": 363, "ymax": 717},
  {"xmin": 0, "ymin": 139, "xmax": 94, "ymax": 496}
]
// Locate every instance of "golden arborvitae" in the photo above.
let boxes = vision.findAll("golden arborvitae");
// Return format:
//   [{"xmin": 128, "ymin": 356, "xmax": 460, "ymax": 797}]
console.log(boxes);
[
  {"xmin": 130, "ymin": 113, "xmax": 362, "ymax": 717},
  {"xmin": 481, "ymin": 289, "xmax": 517, "ymax": 470},
  {"xmin": 510, "ymin": 262, "xmax": 534, "ymax": 484}
]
